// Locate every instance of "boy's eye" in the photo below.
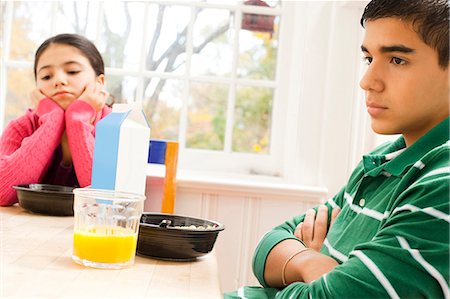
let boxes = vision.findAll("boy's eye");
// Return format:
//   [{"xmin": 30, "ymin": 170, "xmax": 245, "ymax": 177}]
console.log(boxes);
[
  {"xmin": 392, "ymin": 57, "xmax": 406, "ymax": 65},
  {"xmin": 362, "ymin": 56, "xmax": 373, "ymax": 65},
  {"xmin": 67, "ymin": 70, "xmax": 81, "ymax": 75},
  {"xmin": 41, "ymin": 75, "xmax": 51, "ymax": 80}
]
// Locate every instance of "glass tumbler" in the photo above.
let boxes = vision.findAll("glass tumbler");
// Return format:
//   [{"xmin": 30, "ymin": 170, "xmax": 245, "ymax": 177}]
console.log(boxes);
[{"xmin": 72, "ymin": 188, "xmax": 145, "ymax": 269}]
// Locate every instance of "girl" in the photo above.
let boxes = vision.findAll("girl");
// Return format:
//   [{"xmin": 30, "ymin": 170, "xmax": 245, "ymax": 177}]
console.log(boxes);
[{"xmin": 0, "ymin": 33, "xmax": 111, "ymax": 206}]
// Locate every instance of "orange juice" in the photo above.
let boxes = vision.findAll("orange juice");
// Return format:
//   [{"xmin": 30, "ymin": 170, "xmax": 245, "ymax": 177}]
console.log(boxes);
[{"xmin": 73, "ymin": 226, "xmax": 137, "ymax": 264}]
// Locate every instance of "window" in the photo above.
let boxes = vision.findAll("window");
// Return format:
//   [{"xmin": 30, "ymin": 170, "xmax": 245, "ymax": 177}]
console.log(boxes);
[{"xmin": 0, "ymin": 0, "xmax": 289, "ymax": 176}]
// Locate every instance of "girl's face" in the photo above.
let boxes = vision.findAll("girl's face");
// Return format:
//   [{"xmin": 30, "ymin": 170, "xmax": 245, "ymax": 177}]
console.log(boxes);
[{"xmin": 35, "ymin": 44, "xmax": 104, "ymax": 110}]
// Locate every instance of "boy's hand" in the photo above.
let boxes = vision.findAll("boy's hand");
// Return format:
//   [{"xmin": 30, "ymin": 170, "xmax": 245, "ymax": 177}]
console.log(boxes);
[
  {"xmin": 294, "ymin": 205, "xmax": 340, "ymax": 252},
  {"xmin": 30, "ymin": 89, "xmax": 47, "ymax": 109},
  {"xmin": 78, "ymin": 82, "xmax": 109, "ymax": 113}
]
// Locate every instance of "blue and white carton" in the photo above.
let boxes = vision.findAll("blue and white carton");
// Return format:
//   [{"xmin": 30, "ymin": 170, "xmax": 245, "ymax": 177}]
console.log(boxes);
[{"xmin": 91, "ymin": 103, "xmax": 150, "ymax": 195}]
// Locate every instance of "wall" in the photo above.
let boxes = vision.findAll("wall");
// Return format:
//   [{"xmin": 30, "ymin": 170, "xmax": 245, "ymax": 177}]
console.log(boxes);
[{"xmin": 281, "ymin": 1, "xmax": 376, "ymax": 195}]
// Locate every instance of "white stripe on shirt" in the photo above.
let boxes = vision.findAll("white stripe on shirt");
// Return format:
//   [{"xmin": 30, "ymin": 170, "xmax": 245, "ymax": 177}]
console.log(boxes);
[
  {"xmin": 345, "ymin": 193, "xmax": 362, "ymax": 213},
  {"xmin": 396, "ymin": 236, "xmax": 450, "ymax": 299},
  {"xmin": 327, "ymin": 197, "xmax": 338, "ymax": 209},
  {"xmin": 392, "ymin": 204, "xmax": 450, "ymax": 223},
  {"xmin": 324, "ymin": 238, "xmax": 348, "ymax": 262},
  {"xmin": 362, "ymin": 209, "xmax": 390, "ymax": 221},
  {"xmin": 410, "ymin": 167, "xmax": 450, "ymax": 189},
  {"xmin": 237, "ymin": 286, "xmax": 248, "ymax": 299},
  {"xmin": 344, "ymin": 192, "xmax": 389, "ymax": 221},
  {"xmin": 385, "ymin": 148, "xmax": 406, "ymax": 161},
  {"xmin": 353, "ymin": 250, "xmax": 400, "ymax": 299},
  {"xmin": 322, "ymin": 274, "xmax": 331, "ymax": 294},
  {"xmin": 422, "ymin": 207, "xmax": 450, "ymax": 223},
  {"xmin": 413, "ymin": 160, "xmax": 425, "ymax": 169},
  {"xmin": 422, "ymin": 167, "xmax": 450, "ymax": 179}
]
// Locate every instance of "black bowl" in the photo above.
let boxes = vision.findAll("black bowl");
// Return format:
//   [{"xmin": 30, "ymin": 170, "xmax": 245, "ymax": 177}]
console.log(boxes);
[
  {"xmin": 137, "ymin": 213, "xmax": 225, "ymax": 261},
  {"xmin": 13, "ymin": 184, "xmax": 75, "ymax": 216}
]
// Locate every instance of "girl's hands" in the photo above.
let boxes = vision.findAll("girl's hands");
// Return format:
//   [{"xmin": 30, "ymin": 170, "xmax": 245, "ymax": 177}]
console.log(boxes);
[
  {"xmin": 30, "ymin": 89, "xmax": 47, "ymax": 109},
  {"xmin": 78, "ymin": 82, "xmax": 109, "ymax": 113},
  {"xmin": 294, "ymin": 205, "xmax": 340, "ymax": 252}
]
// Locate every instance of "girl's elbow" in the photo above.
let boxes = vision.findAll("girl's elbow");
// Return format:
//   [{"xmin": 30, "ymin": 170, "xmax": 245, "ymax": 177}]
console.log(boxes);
[
  {"xmin": 0, "ymin": 190, "xmax": 18, "ymax": 207},
  {"xmin": 0, "ymin": 198, "xmax": 16, "ymax": 207}
]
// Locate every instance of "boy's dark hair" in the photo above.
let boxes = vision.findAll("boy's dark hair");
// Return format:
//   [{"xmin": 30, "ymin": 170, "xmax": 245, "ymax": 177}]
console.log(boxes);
[
  {"xmin": 34, "ymin": 33, "xmax": 104, "ymax": 79},
  {"xmin": 360, "ymin": 0, "xmax": 449, "ymax": 69}
]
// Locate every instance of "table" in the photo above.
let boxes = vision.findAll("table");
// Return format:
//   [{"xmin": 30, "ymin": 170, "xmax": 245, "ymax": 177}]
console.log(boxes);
[{"xmin": 0, "ymin": 206, "xmax": 222, "ymax": 299}]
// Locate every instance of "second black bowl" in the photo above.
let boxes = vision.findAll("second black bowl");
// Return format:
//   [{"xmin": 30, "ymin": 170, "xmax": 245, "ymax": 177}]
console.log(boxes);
[{"xmin": 137, "ymin": 213, "xmax": 225, "ymax": 261}]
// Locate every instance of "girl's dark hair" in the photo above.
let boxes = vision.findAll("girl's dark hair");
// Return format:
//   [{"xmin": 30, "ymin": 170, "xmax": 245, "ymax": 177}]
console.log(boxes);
[
  {"xmin": 34, "ymin": 33, "xmax": 104, "ymax": 79},
  {"xmin": 360, "ymin": 0, "xmax": 449, "ymax": 69}
]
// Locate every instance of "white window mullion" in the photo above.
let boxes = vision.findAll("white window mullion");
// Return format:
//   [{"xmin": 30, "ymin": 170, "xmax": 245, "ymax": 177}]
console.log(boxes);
[
  {"xmin": 223, "ymin": 6, "xmax": 241, "ymax": 153},
  {"xmin": 103, "ymin": 70, "xmax": 278, "ymax": 88},
  {"xmin": 5, "ymin": 61, "xmax": 33, "ymax": 68},
  {"xmin": 194, "ymin": 1, "xmax": 237, "ymax": 11},
  {"xmin": 240, "ymin": 4, "xmax": 281, "ymax": 15},
  {"xmin": 268, "ymin": 6, "xmax": 287, "ymax": 178},
  {"xmin": 178, "ymin": 3, "xmax": 196, "ymax": 150},
  {"xmin": 96, "ymin": 1, "xmax": 104, "ymax": 43},
  {"xmin": 235, "ymin": 77, "xmax": 276, "ymax": 88},
  {"xmin": 135, "ymin": 2, "xmax": 150, "ymax": 104},
  {"xmin": 50, "ymin": 2, "xmax": 58, "ymax": 35}
]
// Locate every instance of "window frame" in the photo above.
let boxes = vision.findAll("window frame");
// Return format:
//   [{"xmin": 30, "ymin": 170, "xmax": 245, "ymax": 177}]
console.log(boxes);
[{"xmin": 0, "ymin": 0, "xmax": 293, "ymax": 178}]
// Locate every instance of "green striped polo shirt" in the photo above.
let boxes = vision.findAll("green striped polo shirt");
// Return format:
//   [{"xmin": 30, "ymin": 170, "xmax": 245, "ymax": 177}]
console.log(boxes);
[{"xmin": 225, "ymin": 117, "xmax": 449, "ymax": 299}]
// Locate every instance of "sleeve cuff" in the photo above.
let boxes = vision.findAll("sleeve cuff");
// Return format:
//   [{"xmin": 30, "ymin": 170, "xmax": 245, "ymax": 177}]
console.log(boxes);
[
  {"xmin": 36, "ymin": 97, "xmax": 63, "ymax": 117},
  {"xmin": 65, "ymin": 100, "xmax": 96, "ymax": 123},
  {"xmin": 252, "ymin": 230, "xmax": 306, "ymax": 288}
]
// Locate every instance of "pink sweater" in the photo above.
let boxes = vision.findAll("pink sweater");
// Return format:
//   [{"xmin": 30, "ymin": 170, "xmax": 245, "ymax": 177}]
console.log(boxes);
[{"xmin": 0, "ymin": 98, "xmax": 111, "ymax": 206}]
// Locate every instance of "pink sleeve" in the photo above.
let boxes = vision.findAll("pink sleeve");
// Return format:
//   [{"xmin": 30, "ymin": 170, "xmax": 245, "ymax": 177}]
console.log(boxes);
[
  {"xmin": 0, "ymin": 98, "xmax": 65, "ymax": 206},
  {"xmin": 65, "ymin": 101, "xmax": 111, "ymax": 187}
]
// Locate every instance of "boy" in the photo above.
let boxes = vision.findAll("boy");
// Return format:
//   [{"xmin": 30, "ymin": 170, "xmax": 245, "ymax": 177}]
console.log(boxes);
[{"xmin": 226, "ymin": 0, "xmax": 449, "ymax": 298}]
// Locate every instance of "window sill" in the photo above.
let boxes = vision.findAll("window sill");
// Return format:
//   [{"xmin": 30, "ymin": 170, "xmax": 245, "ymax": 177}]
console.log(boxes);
[{"xmin": 147, "ymin": 166, "xmax": 328, "ymax": 198}]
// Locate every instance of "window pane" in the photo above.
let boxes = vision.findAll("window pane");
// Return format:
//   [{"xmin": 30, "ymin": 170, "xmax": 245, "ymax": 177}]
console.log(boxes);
[
  {"xmin": 143, "ymin": 79, "xmax": 183, "ymax": 141},
  {"xmin": 100, "ymin": 2, "xmax": 145, "ymax": 70},
  {"xmin": 233, "ymin": 85, "xmax": 273, "ymax": 154},
  {"xmin": 10, "ymin": 1, "xmax": 52, "ymax": 61},
  {"xmin": 105, "ymin": 75, "xmax": 138, "ymax": 105},
  {"xmin": 238, "ymin": 15, "xmax": 279, "ymax": 80},
  {"xmin": 191, "ymin": 8, "xmax": 234, "ymax": 77},
  {"xmin": 145, "ymin": 4, "xmax": 190, "ymax": 74},
  {"xmin": 186, "ymin": 82, "xmax": 228, "ymax": 150},
  {"xmin": 55, "ymin": 1, "xmax": 100, "ymax": 39},
  {"xmin": 5, "ymin": 67, "xmax": 35, "ymax": 126}
]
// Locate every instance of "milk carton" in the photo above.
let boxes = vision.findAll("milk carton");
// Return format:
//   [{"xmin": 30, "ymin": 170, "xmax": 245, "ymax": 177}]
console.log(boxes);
[{"xmin": 91, "ymin": 103, "xmax": 150, "ymax": 195}]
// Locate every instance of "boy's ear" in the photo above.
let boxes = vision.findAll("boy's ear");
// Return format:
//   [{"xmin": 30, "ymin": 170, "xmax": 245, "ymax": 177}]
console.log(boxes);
[{"xmin": 96, "ymin": 74, "xmax": 105, "ymax": 85}]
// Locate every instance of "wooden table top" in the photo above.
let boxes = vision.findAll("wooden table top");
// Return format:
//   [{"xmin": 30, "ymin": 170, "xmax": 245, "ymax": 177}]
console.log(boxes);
[{"xmin": 0, "ymin": 205, "xmax": 222, "ymax": 299}]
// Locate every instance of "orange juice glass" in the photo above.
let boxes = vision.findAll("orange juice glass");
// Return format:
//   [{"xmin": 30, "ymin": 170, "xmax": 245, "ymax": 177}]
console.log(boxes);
[{"xmin": 72, "ymin": 188, "xmax": 145, "ymax": 269}]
